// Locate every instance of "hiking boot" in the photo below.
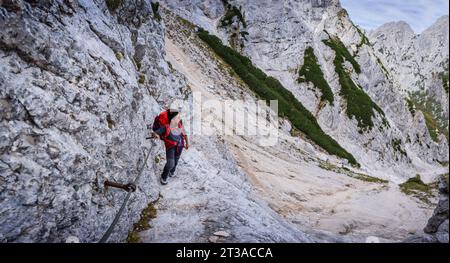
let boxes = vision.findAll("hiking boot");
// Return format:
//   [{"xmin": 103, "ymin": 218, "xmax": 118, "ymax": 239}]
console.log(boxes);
[
  {"xmin": 160, "ymin": 177, "xmax": 168, "ymax": 185},
  {"xmin": 169, "ymin": 171, "xmax": 175, "ymax": 178}
]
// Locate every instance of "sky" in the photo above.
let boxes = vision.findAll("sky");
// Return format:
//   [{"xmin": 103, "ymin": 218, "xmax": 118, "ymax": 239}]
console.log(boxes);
[{"xmin": 340, "ymin": 0, "xmax": 449, "ymax": 33}]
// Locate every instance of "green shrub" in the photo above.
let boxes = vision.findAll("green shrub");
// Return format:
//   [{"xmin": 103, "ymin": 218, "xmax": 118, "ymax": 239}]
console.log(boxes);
[
  {"xmin": 221, "ymin": 0, "xmax": 230, "ymax": 7},
  {"xmin": 392, "ymin": 138, "xmax": 407, "ymax": 158},
  {"xmin": 375, "ymin": 56, "xmax": 389, "ymax": 78},
  {"xmin": 220, "ymin": 5, "xmax": 247, "ymax": 28},
  {"xmin": 115, "ymin": 51, "xmax": 123, "ymax": 61},
  {"xmin": 406, "ymin": 98, "xmax": 415, "ymax": 116},
  {"xmin": 198, "ymin": 29, "xmax": 358, "ymax": 166},
  {"xmin": 133, "ymin": 59, "xmax": 142, "ymax": 71},
  {"xmin": 410, "ymin": 90, "xmax": 448, "ymax": 141},
  {"xmin": 319, "ymin": 162, "xmax": 387, "ymax": 184},
  {"xmin": 355, "ymin": 26, "xmax": 370, "ymax": 50},
  {"xmin": 323, "ymin": 37, "xmax": 387, "ymax": 132},
  {"xmin": 105, "ymin": 0, "xmax": 122, "ymax": 12},
  {"xmin": 423, "ymin": 111, "xmax": 439, "ymax": 142},
  {"xmin": 400, "ymin": 175, "xmax": 431, "ymax": 192},
  {"xmin": 151, "ymin": 1, "xmax": 161, "ymax": 21},
  {"xmin": 240, "ymin": 31, "xmax": 249, "ymax": 41},
  {"xmin": 441, "ymin": 72, "xmax": 449, "ymax": 94},
  {"xmin": 138, "ymin": 74, "xmax": 146, "ymax": 84},
  {"xmin": 439, "ymin": 59, "xmax": 449, "ymax": 94},
  {"xmin": 106, "ymin": 114, "xmax": 116, "ymax": 130},
  {"xmin": 298, "ymin": 47, "xmax": 334, "ymax": 105},
  {"xmin": 337, "ymin": 9, "xmax": 348, "ymax": 19},
  {"xmin": 323, "ymin": 37, "xmax": 360, "ymax": 73},
  {"xmin": 399, "ymin": 174, "xmax": 435, "ymax": 204},
  {"xmin": 126, "ymin": 199, "xmax": 159, "ymax": 243}
]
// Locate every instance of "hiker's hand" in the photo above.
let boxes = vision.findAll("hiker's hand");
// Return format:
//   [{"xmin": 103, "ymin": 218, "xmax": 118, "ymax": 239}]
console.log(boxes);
[
  {"xmin": 184, "ymin": 136, "xmax": 189, "ymax": 150},
  {"xmin": 150, "ymin": 131, "xmax": 159, "ymax": 139}
]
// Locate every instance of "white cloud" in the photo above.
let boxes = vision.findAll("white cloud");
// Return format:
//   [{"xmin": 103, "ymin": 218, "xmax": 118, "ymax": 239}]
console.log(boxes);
[{"xmin": 340, "ymin": 0, "xmax": 449, "ymax": 33}]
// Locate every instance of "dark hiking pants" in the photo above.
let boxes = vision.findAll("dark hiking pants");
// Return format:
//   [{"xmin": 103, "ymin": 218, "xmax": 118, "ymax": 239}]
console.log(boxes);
[{"xmin": 161, "ymin": 146, "xmax": 183, "ymax": 180}]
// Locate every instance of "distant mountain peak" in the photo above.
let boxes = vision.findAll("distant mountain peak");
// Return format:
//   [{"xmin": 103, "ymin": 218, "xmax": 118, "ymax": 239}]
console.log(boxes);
[
  {"xmin": 434, "ymin": 14, "xmax": 449, "ymax": 25},
  {"xmin": 374, "ymin": 20, "xmax": 415, "ymax": 36},
  {"xmin": 422, "ymin": 15, "xmax": 449, "ymax": 36}
]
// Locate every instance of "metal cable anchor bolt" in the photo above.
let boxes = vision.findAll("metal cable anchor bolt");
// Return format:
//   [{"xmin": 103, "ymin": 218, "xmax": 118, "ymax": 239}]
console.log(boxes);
[{"xmin": 104, "ymin": 181, "xmax": 137, "ymax": 192}]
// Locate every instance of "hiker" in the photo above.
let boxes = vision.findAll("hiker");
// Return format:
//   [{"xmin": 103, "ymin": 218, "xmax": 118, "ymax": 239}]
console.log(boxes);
[{"xmin": 152, "ymin": 107, "xmax": 189, "ymax": 185}]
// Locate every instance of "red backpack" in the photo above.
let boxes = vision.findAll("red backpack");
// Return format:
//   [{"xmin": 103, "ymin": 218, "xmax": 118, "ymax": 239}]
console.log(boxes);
[
  {"xmin": 152, "ymin": 110, "xmax": 169, "ymax": 140},
  {"xmin": 152, "ymin": 110, "xmax": 185, "ymax": 148}
]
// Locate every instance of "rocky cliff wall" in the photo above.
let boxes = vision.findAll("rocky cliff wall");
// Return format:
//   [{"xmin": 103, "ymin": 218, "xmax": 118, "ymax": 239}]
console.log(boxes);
[{"xmin": 0, "ymin": 0, "xmax": 186, "ymax": 242}]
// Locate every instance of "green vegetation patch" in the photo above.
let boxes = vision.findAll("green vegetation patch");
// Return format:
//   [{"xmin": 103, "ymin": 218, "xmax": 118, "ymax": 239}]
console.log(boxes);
[
  {"xmin": 106, "ymin": 114, "xmax": 115, "ymax": 129},
  {"xmin": 220, "ymin": 2, "xmax": 247, "ymax": 28},
  {"xmin": 375, "ymin": 56, "xmax": 389, "ymax": 78},
  {"xmin": 350, "ymin": 173, "xmax": 388, "ymax": 184},
  {"xmin": 138, "ymin": 74, "xmax": 146, "ymax": 84},
  {"xmin": 424, "ymin": 111, "xmax": 439, "ymax": 142},
  {"xmin": 355, "ymin": 26, "xmax": 370, "ymax": 50},
  {"xmin": 443, "ymin": 173, "xmax": 449, "ymax": 186},
  {"xmin": 339, "ymin": 9, "xmax": 371, "ymax": 52},
  {"xmin": 323, "ymin": 37, "xmax": 388, "ymax": 132},
  {"xmin": 151, "ymin": 2, "xmax": 161, "ymax": 21},
  {"xmin": 319, "ymin": 162, "xmax": 388, "ymax": 184},
  {"xmin": 399, "ymin": 175, "xmax": 435, "ymax": 204},
  {"xmin": 115, "ymin": 51, "xmax": 123, "ymax": 61},
  {"xmin": 105, "ymin": 0, "xmax": 122, "ymax": 12},
  {"xmin": 126, "ymin": 197, "xmax": 159, "ymax": 243},
  {"xmin": 437, "ymin": 161, "xmax": 449, "ymax": 167},
  {"xmin": 240, "ymin": 31, "xmax": 249, "ymax": 41},
  {"xmin": 323, "ymin": 37, "xmax": 360, "ymax": 74},
  {"xmin": 198, "ymin": 29, "xmax": 358, "ymax": 166},
  {"xmin": 409, "ymin": 90, "xmax": 448, "ymax": 141},
  {"xmin": 133, "ymin": 58, "xmax": 142, "ymax": 71},
  {"xmin": 391, "ymin": 138, "xmax": 407, "ymax": 158},
  {"xmin": 439, "ymin": 58, "xmax": 449, "ymax": 94},
  {"xmin": 441, "ymin": 71, "xmax": 449, "ymax": 94},
  {"xmin": 337, "ymin": 9, "xmax": 348, "ymax": 19},
  {"xmin": 406, "ymin": 98, "xmax": 415, "ymax": 116},
  {"xmin": 298, "ymin": 47, "xmax": 334, "ymax": 105}
]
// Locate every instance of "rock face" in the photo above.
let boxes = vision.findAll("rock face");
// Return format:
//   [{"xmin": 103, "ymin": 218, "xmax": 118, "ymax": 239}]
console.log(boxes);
[
  {"xmin": 404, "ymin": 175, "xmax": 449, "ymax": 243},
  {"xmin": 0, "ymin": 0, "xmax": 314, "ymax": 243},
  {"xmin": 0, "ymin": 0, "xmax": 185, "ymax": 242},
  {"xmin": 369, "ymin": 16, "xmax": 449, "ymax": 97},
  {"xmin": 159, "ymin": 0, "xmax": 448, "ymax": 182},
  {"xmin": 139, "ymin": 7, "xmax": 441, "ymax": 243},
  {"xmin": 424, "ymin": 175, "xmax": 449, "ymax": 242},
  {"xmin": 369, "ymin": 16, "xmax": 449, "ymax": 151},
  {"xmin": 0, "ymin": 0, "xmax": 448, "ymax": 243}
]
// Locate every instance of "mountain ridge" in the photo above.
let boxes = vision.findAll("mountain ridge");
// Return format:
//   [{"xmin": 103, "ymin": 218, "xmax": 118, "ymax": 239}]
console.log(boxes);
[{"xmin": 0, "ymin": 0, "xmax": 448, "ymax": 243}]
